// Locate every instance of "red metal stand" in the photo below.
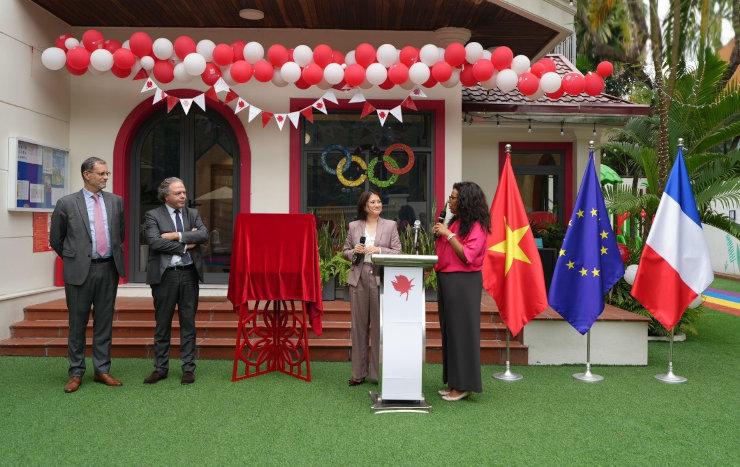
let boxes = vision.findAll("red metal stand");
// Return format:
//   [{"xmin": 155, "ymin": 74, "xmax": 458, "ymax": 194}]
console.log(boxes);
[{"xmin": 232, "ymin": 300, "xmax": 312, "ymax": 382}]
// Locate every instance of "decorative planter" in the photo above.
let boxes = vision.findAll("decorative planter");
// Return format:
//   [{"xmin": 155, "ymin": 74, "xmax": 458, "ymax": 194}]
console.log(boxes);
[
  {"xmin": 335, "ymin": 282, "xmax": 350, "ymax": 301},
  {"xmin": 322, "ymin": 279, "xmax": 335, "ymax": 301},
  {"xmin": 425, "ymin": 288, "xmax": 438, "ymax": 302}
]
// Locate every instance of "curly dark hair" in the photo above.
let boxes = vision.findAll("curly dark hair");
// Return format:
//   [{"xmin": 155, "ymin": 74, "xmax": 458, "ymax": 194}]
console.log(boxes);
[{"xmin": 449, "ymin": 181, "xmax": 490, "ymax": 238}]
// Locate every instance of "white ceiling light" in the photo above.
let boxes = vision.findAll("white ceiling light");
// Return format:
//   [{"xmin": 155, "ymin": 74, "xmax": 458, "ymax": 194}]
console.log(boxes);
[{"xmin": 239, "ymin": 8, "xmax": 264, "ymax": 20}]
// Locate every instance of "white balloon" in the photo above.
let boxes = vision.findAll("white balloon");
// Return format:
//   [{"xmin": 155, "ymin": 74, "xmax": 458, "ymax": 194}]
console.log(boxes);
[
  {"xmin": 481, "ymin": 70, "xmax": 498, "ymax": 89},
  {"xmin": 465, "ymin": 42, "xmax": 483, "ymax": 64},
  {"xmin": 511, "ymin": 55, "xmax": 531, "ymax": 75},
  {"xmin": 131, "ymin": 58, "xmax": 142, "ymax": 76},
  {"xmin": 64, "ymin": 38, "xmax": 79, "ymax": 50},
  {"xmin": 624, "ymin": 264, "xmax": 638, "ymax": 285},
  {"xmin": 323, "ymin": 63, "xmax": 344, "ymax": 85},
  {"xmin": 293, "ymin": 45, "xmax": 313, "ymax": 66},
  {"xmin": 365, "ymin": 63, "xmax": 387, "ymax": 85},
  {"xmin": 419, "ymin": 44, "xmax": 439, "ymax": 66},
  {"xmin": 244, "ymin": 41, "xmax": 264, "ymax": 64},
  {"xmin": 280, "ymin": 61, "xmax": 301, "ymax": 83},
  {"xmin": 196, "ymin": 39, "xmax": 216, "ymax": 62},
  {"xmin": 140, "ymin": 56, "xmax": 155, "ymax": 71},
  {"xmin": 152, "ymin": 38, "xmax": 173, "ymax": 60},
  {"xmin": 688, "ymin": 296, "xmax": 704, "ymax": 309},
  {"xmin": 121, "ymin": 40, "xmax": 129, "ymax": 50},
  {"xmin": 496, "ymin": 68, "xmax": 518, "ymax": 92},
  {"xmin": 173, "ymin": 62, "xmax": 191, "ymax": 82},
  {"xmin": 41, "ymin": 47, "xmax": 66, "ymax": 70},
  {"xmin": 90, "ymin": 49, "xmax": 113, "ymax": 71},
  {"xmin": 481, "ymin": 50, "xmax": 492, "ymax": 60},
  {"xmin": 271, "ymin": 72, "xmax": 289, "ymax": 87},
  {"xmin": 540, "ymin": 72, "xmax": 562, "ymax": 93},
  {"xmin": 441, "ymin": 69, "xmax": 460, "ymax": 88},
  {"xmin": 376, "ymin": 44, "xmax": 398, "ymax": 67},
  {"xmin": 183, "ymin": 52, "xmax": 206, "ymax": 76},
  {"xmin": 409, "ymin": 62, "xmax": 430, "ymax": 84},
  {"xmin": 344, "ymin": 50, "xmax": 356, "ymax": 65}
]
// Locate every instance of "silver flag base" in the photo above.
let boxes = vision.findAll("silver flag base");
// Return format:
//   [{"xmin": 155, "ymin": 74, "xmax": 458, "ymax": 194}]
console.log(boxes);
[
  {"xmin": 572, "ymin": 369, "xmax": 604, "ymax": 382},
  {"xmin": 493, "ymin": 366, "xmax": 523, "ymax": 381},
  {"xmin": 655, "ymin": 370, "xmax": 687, "ymax": 384}
]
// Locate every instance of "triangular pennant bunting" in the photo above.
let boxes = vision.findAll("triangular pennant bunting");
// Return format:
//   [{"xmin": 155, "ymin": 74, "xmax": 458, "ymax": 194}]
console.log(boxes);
[
  {"xmin": 410, "ymin": 87, "xmax": 426, "ymax": 98},
  {"xmin": 261, "ymin": 111, "xmax": 274, "ymax": 127},
  {"xmin": 274, "ymin": 113, "xmax": 287, "ymax": 130},
  {"xmin": 401, "ymin": 96, "xmax": 417, "ymax": 111},
  {"xmin": 322, "ymin": 91, "xmax": 338, "ymax": 105},
  {"xmin": 166, "ymin": 95, "xmax": 179, "ymax": 113},
  {"xmin": 234, "ymin": 98, "xmax": 248, "ymax": 114},
  {"xmin": 361, "ymin": 102, "xmax": 376, "ymax": 118},
  {"xmin": 349, "ymin": 93, "xmax": 366, "ymax": 104},
  {"xmin": 213, "ymin": 77, "xmax": 230, "ymax": 93},
  {"xmin": 193, "ymin": 93, "xmax": 206, "ymax": 111},
  {"xmin": 152, "ymin": 88, "xmax": 166, "ymax": 104},
  {"xmin": 300, "ymin": 107, "xmax": 314, "ymax": 123},
  {"xmin": 389, "ymin": 105, "xmax": 403, "ymax": 123},
  {"xmin": 248, "ymin": 105, "xmax": 261, "ymax": 122},
  {"xmin": 205, "ymin": 86, "xmax": 219, "ymax": 102},
  {"xmin": 288, "ymin": 112, "xmax": 301, "ymax": 128},
  {"xmin": 312, "ymin": 99, "xmax": 327, "ymax": 114},
  {"xmin": 180, "ymin": 98, "xmax": 193, "ymax": 115},
  {"xmin": 133, "ymin": 68, "xmax": 148, "ymax": 80},
  {"xmin": 376, "ymin": 109, "xmax": 389, "ymax": 126},
  {"xmin": 224, "ymin": 89, "xmax": 239, "ymax": 104},
  {"xmin": 141, "ymin": 78, "xmax": 156, "ymax": 93}
]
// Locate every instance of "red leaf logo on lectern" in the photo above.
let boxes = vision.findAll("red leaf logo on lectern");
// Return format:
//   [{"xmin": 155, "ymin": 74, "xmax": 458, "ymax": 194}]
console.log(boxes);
[{"xmin": 392, "ymin": 275, "xmax": 414, "ymax": 301}]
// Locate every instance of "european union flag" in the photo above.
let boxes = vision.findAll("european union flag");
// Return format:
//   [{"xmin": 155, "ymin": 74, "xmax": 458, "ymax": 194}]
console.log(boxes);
[{"xmin": 548, "ymin": 150, "xmax": 625, "ymax": 334}]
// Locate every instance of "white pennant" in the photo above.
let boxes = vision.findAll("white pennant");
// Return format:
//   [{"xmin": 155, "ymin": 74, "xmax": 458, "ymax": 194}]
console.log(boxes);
[
  {"xmin": 180, "ymin": 98, "xmax": 193, "ymax": 115},
  {"xmin": 322, "ymin": 90, "xmax": 338, "ymax": 105},
  {"xmin": 288, "ymin": 111, "xmax": 301, "ymax": 128},
  {"xmin": 213, "ymin": 77, "xmax": 230, "ymax": 93},
  {"xmin": 312, "ymin": 98, "xmax": 328, "ymax": 114},
  {"xmin": 349, "ymin": 92, "xmax": 366, "ymax": 104},
  {"xmin": 234, "ymin": 97, "xmax": 248, "ymax": 114},
  {"xmin": 193, "ymin": 93, "xmax": 206, "ymax": 111},
  {"xmin": 389, "ymin": 105, "xmax": 403, "ymax": 123},
  {"xmin": 152, "ymin": 88, "xmax": 166, "ymax": 104},
  {"xmin": 376, "ymin": 109, "xmax": 389, "ymax": 126},
  {"xmin": 410, "ymin": 87, "xmax": 427, "ymax": 98},
  {"xmin": 248, "ymin": 105, "xmax": 262, "ymax": 123},
  {"xmin": 141, "ymin": 78, "xmax": 157, "ymax": 93},
  {"xmin": 274, "ymin": 113, "xmax": 287, "ymax": 130}
]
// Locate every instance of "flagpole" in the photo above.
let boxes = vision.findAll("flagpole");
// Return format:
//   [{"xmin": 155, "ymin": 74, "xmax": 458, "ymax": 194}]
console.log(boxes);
[
  {"xmin": 655, "ymin": 328, "xmax": 687, "ymax": 383},
  {"xmin": 493, "ymin": 330, "xmax": 523, "ymax": 381},
  {"xmin": 573, "ymin": 330, "xmax": 603, "ymax": 382}
]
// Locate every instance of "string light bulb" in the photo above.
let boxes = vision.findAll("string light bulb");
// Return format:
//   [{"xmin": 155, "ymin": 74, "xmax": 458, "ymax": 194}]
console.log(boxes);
[
  {"xmin": 528, "ymin": 119, "xmax": 532, "ymax": 133},
  {"xmin": 592, "ymin": 123, "xmax": 597, "ymax": 136},
  {"xmin": 560, "ymin": 121, "xmax": 564, "ymax": 136},
  {"xmin": 496, "ymin": 114, "xmax": 500, "ymax": 127}
]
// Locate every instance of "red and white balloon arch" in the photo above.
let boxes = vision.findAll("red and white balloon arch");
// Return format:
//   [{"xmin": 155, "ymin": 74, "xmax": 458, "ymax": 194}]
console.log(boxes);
[{"xmin": 41, "ymin": 29, "xmax": 613, "ymax": 98}]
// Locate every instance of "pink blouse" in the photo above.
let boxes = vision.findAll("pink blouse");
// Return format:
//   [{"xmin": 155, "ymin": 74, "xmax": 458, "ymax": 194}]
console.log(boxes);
[{"xmin": 434, "ymin": 220, "xmax": 487, "ymax": 272}]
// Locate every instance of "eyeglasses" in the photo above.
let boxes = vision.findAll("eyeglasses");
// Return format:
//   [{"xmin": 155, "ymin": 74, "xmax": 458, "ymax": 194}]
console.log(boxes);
[{"xmin": 87, "ymin": 171, "xmax": 111, "ymax": 177}]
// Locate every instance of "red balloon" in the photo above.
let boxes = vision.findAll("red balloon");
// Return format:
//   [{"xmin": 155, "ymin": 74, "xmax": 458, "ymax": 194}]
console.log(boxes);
[
  {"xmin": 596, "ymin": 61, "xmax": 613, "ymax": 78},
  {"xmin": 313, "ymin": 44, "xmax": 333, "ymax": 67},
  {"xmin": 112, "ymin": 48, "xmax": 136, "ymax": 69},
  {"xmin": 66, "ymin": 47, "xmax": 90, "ymax": 69},
  {"xmin": 529, "ymin": 62, "xmax": 546, "ymax": 78},
  {"xmin": 354, "ymin": 43, "xmax": 376, "ymax": 67},
  {"xmin": 129, "ymin": 32, "xmax": 153, "ymax": 58},
  {"xmin": 55, "ymin": 34, "xmax": 74, "ymax": 51},
  {"xmin": 492, "ymin": 46, "xmax": 513, "ymax": 70},
  {"xmin": 444, "ymin": 42, "xmax": 466, "ymax": 67},
  {"xmin": 546, "ymin": 86, "xmax": 565, "ymax": 99},
  {"xmin": 472, "ymin": 59, "xmax": 494, "ymax": 82},
  {"xmin": 399, "ymin": 46, "xmax": 419, "ymax": 67},
  {"xmin": 459, "ymin": 63, "xmax": 477, "ymax": 87},
  {"xmin": 173, "ymin": 35, "xmax": 196, "ymax": 60},
  {"xmin": 344, "ymin": 63, "xmax": 365, "ymax": 87},
  {"xmin": 153, "ymin": 60, "xmax": 174, "ymax": 83},
  {"xmin": 253, "ymin": 60, "xmax": 274, "ymax": 82},
  {"xmin": 331, "ymin": 50, "xmax": 345, "ymax": 64},
  {"xmin": 110, "ymin": 65, "xmax": 131, "ymax": 78},
  {"xmin": 302, "ymin": 63, "xmax": 323, "ymax": 85},
  {"xmin": 212, "ymin": 43, "xmax": 234, "ymax": 66},
  {"xmin": 267, "ymin": 44, "xmax": 289, "ymax": 67},
  {"xmin": 295, "ymin": 77, "xmax": 310, "ymax": 89},
  {"xmin": 82, "ymin": 29, "xmax": 104, "ymax": 52},
  {"xmin": 66, "ymin": 63, "xmax": 87, "ymax": 75},
  {"xmin": 103, "ymin": 39, "xmax": 122, "ymax": 53},
  {"xmin": 538, "ymin": 57, "xmax": 557, "ymax": 73},
  {"xmin": 201, "ymin": 62, "xmax": 221, "ymax": 86},
  {"xmin": 518, "ymin": 72, "xmax": 540, "ymax": 95},
  {"xmin": 422, "ymin": 77, "xmax": 438, "ymax": 88},
  {"xmin": 232, "ymin": 41, "xmax": 246, "ymax": 61},
  {"xmin": 229, "ymin": 60, "xmax": 253, "ymax": 83},
  {"xmin": 562, "ymin": 72, "xmax": 585, "ymax": 95},
  {"xmin": 388, "ymin": 63, "xmax": 409, "ymax": 84},
  {"xmin": 431, "ymin": 61, "xmax": 453, "ymax": 82},
  {"xmin": 379, "ymin": 78, "xmax": 395, "ymax": 90},
  {"xmin": 585, "ymin": 72, "xmax": 605, "ymax": 96}
]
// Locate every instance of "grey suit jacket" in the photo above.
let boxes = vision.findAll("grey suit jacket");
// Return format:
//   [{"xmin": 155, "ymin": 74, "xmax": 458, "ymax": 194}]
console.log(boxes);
[
  {"xmin": 342, "ymin": 217, "xmax": 402, "ymax": 287},
  {"xmin": 144, "ymin": 205, "xmax": 209, "ymax": 285},
  {"xmin": 50, "ymin": 190, "xmax": 126, "ymax": 285}
]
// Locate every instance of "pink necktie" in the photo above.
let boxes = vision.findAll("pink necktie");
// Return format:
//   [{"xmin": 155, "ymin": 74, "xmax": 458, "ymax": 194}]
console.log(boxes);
[{"xmin": 93, "ymin": 193, "xmax": 108, "ymax": 257}]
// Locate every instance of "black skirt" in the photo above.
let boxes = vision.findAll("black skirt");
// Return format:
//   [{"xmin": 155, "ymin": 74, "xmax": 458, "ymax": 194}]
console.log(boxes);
[{"xmin": 437, "ymin": 271, "xmax": 483, "ymax": 393}]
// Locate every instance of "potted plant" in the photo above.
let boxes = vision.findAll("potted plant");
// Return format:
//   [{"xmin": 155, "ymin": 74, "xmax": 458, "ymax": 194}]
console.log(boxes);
[
  {"xmin": 399, "ymin": 223, "xmax": 438, "ymax": 301},
  {"xmin": 317, "ymin": 222, "xmax": 337, "ymax": 301},
  {"xmin": 330, "ymin": 251, "xmax": 352, "ymax": 300}
]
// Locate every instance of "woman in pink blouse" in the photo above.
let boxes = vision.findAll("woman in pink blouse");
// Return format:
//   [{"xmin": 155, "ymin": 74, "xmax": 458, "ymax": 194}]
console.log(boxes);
[{"xmin": 432, "ymin": 181, "xmax": 490, "ymax": 401}]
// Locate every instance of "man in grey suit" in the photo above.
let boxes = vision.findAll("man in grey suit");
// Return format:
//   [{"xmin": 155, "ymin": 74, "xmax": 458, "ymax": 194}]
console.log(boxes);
[
  {"xmin": 50, "ymin": 156, "xmax": 126, "ymax": 393},
  {"xmin": 142, "ymin": 177, "xmax": 208, "ymax": 385}
]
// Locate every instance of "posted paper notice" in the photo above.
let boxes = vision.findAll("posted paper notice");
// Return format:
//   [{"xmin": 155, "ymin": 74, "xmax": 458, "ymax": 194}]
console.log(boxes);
[
  {"xmin": 16, "ymin": 180, "xmax": 29, "ymax": 200},
  {"xmin": 30, "ymin": 183, "xmax": 45, "ymax": 203}
]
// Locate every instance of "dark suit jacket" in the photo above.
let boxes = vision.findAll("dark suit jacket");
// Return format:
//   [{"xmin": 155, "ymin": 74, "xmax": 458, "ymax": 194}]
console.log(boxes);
[
  {"xmin": 342, "ymin": 217, "xmax": 402, "ymax": 287},
  {"xmin": 144, "ymin": 205, "xmax": 209, "ymax": 285},
  {"xmin": 50, "ymin": 190, "xmax": 126, "ymax": 285}
]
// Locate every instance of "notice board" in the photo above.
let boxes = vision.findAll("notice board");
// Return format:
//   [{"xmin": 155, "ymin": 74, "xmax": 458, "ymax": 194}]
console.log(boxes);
[{"xmin": 7, "ymin": 137, "xmax": 69, "ymax": 212}]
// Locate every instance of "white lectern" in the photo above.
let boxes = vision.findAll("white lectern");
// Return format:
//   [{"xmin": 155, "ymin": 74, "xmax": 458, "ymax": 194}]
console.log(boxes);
[{"xmin": 369, "ymin": 254, "xmax": 438, "ymax": 414}]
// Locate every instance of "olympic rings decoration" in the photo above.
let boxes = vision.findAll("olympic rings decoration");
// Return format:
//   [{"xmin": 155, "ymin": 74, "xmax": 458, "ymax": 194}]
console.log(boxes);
[
  {"xmin": 367, "ymin": 156, "xmax": 399, "ymax": 188},
  {"xmin": 383, "ymin": 143, "xmax": 414, "ymax": 175},
  {"xmin": 336, "ymin": 155, "xmax": 367, "ymax": 187},
  {"xmin": 321, "ymin": 144, "xmax": 351, "ymax": 175}
]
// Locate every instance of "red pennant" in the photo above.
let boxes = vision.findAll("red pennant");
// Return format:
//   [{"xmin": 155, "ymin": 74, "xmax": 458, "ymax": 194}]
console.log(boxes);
[
  {"xmin": 401, "ymin": 97, "xmax": 417, "ymax": 111},
  {"xmin": 261, "ymin": 111, "xmax": 274, "ymax": 127},
  {"xmin": 300, "ymin": 107, "xmax": 314, "ymax": 123},
  {"xmin": 133, "ymin": 68, "xmax": 148, "ymax": 80},
  {"xmin": 166, "ymin": 95, "xmax": 179, "ymax": 113},
  {"xmin": 224, "ymin": 89, "xmax": 239, "ymax": 104},
  {"xmin": 361, "ymin": 102, "xmax": 376, "ymax": 118},
  {"xmin": 205, "ymin": 86, "xmax": 219, "ymax": 102}
]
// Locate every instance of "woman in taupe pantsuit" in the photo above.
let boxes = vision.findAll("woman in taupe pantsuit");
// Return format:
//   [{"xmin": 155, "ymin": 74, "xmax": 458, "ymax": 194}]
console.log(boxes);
[{"xmin": 342, "ymin": 190, "xmax": 401, "ymax": 386}]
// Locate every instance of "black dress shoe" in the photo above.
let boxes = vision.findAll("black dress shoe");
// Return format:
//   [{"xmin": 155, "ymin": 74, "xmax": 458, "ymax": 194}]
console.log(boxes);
[
  {"xmin": 143, "ymin": 370, "xmax": 167, "ymax": 384},
  {"xmin": 348, "ymin": 378, "xmax": 365, "ymax": 386},
  {"xmin": 181, "ymin": 371, "xmax": 195, "ymax": 385}
]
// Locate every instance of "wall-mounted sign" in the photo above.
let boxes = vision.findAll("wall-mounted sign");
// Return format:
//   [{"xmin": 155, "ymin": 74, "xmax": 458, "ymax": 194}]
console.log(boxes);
[{"xmin": 7, "ymin": 137, "xmax": 69, "ymax": 212}]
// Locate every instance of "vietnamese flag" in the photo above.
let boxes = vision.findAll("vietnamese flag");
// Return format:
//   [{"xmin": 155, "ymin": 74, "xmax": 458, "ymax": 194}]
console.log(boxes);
[{"xmin": 483, "ymin": 153, "xmax": 548, "ymax": 336}]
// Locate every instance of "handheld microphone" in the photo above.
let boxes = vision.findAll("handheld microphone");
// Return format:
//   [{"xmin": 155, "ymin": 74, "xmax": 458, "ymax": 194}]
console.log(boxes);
[
  {"xmin": 412, "ymin": 220, "xmax": 421, "ymax": 254},
  {"xmin": 352, "ymin": 235, "xmax": 366, "ymax": 265},
  {"xmin": 438, "ymin": 202, "xmax": 448, "ymax": 224}
]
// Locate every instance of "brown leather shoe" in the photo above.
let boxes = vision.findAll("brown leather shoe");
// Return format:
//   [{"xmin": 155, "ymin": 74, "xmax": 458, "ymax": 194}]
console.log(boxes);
[
  {"xmin": 64, "ymin": 376, "xmax": 82, "ymax": 393},
  {"xmin": 181, "ymin": 371, "xmax": 195, "ymax": 385},
  {"xmin": 94, "ymin": 373, "xmax": 122, "ymax": 386},
  {"xmin": 143, "ymin": 370, "xmax": 167, "ymax": 384}
]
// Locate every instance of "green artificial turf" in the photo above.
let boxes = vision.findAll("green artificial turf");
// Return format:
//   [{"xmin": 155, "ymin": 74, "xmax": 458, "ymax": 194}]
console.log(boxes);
[{"xmin": 1, "ymin": 311, "xmax": 738, "ymax": 466}]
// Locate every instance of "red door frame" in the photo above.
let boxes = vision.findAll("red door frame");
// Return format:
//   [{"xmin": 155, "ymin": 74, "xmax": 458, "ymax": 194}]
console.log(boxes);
[
  {"xmin": 288, "ymin": 98, "xmax": 446, "ymax": 215},
  {"xmin": 112, "ymin": 89, "xmax": 251, "ymax": 283},
  {"xmin": 498, "ymin": 141, "xmax": 574, "ymax": 222}
]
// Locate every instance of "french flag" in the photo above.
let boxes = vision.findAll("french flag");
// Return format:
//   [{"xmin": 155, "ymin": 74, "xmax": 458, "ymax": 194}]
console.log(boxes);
[{"xmin": 631, "ymin": 146, "xmax": 714, "ymax": 331}]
